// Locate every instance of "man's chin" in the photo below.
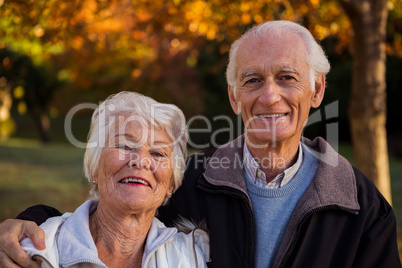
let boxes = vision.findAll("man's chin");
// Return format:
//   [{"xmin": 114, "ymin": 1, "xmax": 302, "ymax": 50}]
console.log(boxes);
[
  {"xmin": 245, "ymin": 134, "xmax": 280, "ymax": 148},
  {"xmin": 244, "ymin": 131, "xmax": 298, "ymax": 148}
]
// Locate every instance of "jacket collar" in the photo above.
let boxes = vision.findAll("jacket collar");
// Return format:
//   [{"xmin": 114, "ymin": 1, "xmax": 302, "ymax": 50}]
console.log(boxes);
[
  {"xmin": 57, "ymin": 199, "xmax": 104, "ymax": 267},
  {"xmin": 57, "ymin": 200, "xmax": 177, "ymax": 267},
  {"xmin": 203, "ymin": 135, "xmax": 247, "ymax": 195},
  {"xmin": 142, "ymin": 217, "xmax": 177, "ymax": 266},
  {"xmin": 203, "ymin": 135, "xmax": 360, "ymax": 212},
  {"xmin": 299, "ymin": 136, "xmax": 360, "ymax": 212}
]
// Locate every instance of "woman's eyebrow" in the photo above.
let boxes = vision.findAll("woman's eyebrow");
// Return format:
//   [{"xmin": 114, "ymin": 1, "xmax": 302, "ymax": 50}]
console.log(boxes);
[
  {"xmin": 152, "ymin": 139, "xmax": 173, "ymax": 148},
  {"xmin": 112, "ymin": 134, "xmax": 142, "ymax": 145},
  {"xmin": 113, "ymin": 134, "xmax": 137, "ymax": 142},
  {"xmin": 114, "ymin": 133, "xmax": 134, "ymax": 138}
]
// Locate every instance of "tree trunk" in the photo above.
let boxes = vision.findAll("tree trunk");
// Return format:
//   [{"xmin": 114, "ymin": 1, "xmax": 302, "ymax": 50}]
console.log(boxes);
[
  {"xmin": 339, "ymin": 0, "xmax": 391, "ymax": 204},
  {"xmin": 29, "ymin": 107, "xmax": 51, "ymax": 143}
]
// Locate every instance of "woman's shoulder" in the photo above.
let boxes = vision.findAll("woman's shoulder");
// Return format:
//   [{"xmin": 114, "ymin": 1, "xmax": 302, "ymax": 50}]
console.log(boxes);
[
  {"xmin": 172, "ymin": 228, "xmax": 210, "ymax": 262},
  {"xmin": 144, "ymin": 217, "xmax": 210, "ymax": 267},
  {"xmin": 170, "ymin": 218, "xmax": 210, "ymax": 265}
]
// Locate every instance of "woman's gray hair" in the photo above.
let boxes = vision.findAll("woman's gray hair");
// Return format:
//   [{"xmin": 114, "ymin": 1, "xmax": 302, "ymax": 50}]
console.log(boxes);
[
  {"xmin": 83, "ymin": 91, "xmax": 189, "ymax": 205},
  {"xmin": 226, "ymin": 20, "xmax": 331, "ymax": 98}
]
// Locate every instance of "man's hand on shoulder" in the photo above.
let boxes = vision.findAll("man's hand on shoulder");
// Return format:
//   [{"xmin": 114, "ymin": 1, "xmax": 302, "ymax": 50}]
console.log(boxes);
[{"xmin": 0, "ymin": 219, "xmax": 45, "ymax": 268}]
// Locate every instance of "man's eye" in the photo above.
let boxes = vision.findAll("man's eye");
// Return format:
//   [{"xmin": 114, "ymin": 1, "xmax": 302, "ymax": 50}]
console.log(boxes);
[
  {"xmin": 245, "ymin": 78, "xmax": 259, "ymax": 84},
  {"xmin": 281, "ymin": 75, "xmax": 295, "ymax": 80}
]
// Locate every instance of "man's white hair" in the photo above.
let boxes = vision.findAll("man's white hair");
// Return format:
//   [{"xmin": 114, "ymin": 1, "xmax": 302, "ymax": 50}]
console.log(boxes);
[{"xmin": 226, "ymin": 20, "xmax": 331, "ymax": 98}]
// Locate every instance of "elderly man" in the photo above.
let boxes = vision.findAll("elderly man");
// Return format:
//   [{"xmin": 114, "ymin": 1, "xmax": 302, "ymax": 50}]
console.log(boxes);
[{"xmin": 0, "ymin": 20, "xmax": 400, "ymax": 268}]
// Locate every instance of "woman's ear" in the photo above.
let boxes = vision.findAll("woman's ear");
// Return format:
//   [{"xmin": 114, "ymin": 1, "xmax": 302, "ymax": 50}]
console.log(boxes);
[
  {"xmin": 92, "ymin": 170, "xmax": 99, "ymax": 184},
  {"xmin": 168, "ymin": 180, "xmax": 174, "ymax": 196},
  {"xmin": 311, "ymin": 74, "xmax": 326, "ymax": 108},
  {"xmin": 228, "ymin": 85, "xmax": 241, "ymax": 115}
]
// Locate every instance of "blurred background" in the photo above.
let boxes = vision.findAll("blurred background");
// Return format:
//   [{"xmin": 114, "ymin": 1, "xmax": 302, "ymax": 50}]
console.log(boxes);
[{"xmin": 0, "ymin": 0, "xmax": 401, "ymax": 256}]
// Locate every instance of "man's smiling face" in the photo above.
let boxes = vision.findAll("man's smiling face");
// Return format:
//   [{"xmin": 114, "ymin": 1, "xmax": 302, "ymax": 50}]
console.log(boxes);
[{"xmin": 229, "ymin": 31, "xmax": 324, "ymax": 149}]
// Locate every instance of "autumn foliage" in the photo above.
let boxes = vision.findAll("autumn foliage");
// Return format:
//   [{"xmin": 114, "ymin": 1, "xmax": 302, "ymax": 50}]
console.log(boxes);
[{"xmin": 0, "ymin": 0, "xmax": 401, "ymax": 121}]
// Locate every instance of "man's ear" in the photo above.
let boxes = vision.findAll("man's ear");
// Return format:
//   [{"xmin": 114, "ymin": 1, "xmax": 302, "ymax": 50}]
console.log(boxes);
[
  {"xmin": 311, "ymin": 74, "xmax": 325, "ymax": 108},
  {"xmin": 228, "ymin": 85, "xmax": 241, "ymax": 115}
]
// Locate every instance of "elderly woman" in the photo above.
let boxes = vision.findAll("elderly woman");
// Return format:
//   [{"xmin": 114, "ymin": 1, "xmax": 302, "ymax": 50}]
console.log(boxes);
[{"xmin": 20, "ymin": 92, "xmax": 209, "ymax": 267}]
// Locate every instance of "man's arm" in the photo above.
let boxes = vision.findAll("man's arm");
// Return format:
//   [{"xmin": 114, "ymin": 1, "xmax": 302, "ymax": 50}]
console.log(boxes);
[
  {"xmin": 354, "ymin": 200, "xmax": 401, "ymax": 267},
  {"xmin": 352, "ymin": 168, "xmax": 401, "ymax": 267},
  {"xmin": 16, "ymin": 205, "xmax": 63, "ymax": 225},
  {"xmin": 0, "ymin": 205, "xmax": 62, "ymax": 267}
]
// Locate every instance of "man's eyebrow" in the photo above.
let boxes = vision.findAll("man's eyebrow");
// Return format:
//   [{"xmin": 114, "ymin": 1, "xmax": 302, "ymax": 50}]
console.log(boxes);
[
  {"xmin": 240, "ymin": 69, "xmax": 261, "ymax": 80},
  {"xmin": 240, "ymin": 66, "xmax": 300, "ymax": 80},
  {"xmin": 273, "ymin": 66, "xmax": 299, "ymax": 74}
]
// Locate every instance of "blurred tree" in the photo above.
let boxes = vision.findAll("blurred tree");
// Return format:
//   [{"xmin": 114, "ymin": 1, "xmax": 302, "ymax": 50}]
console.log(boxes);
[
  {"xmin": 339, "ymin": 0, "xmax": 393, "ymax": 204},
  {"xmin": 0, "ymin": 77, "xmax": 15, "ymax": 140},
  {"xmin": 0, "ymin": 48, "xmax": 58, "ymax": 142}
]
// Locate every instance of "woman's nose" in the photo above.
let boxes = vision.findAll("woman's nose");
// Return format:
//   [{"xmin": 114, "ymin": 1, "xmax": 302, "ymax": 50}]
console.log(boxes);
[{"xmin": 128, "ymin": 152, "xmax": 151, "ymax": 169}]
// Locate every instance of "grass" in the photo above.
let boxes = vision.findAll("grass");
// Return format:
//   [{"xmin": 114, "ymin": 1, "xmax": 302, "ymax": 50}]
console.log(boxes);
[
  {"xmin": 0, "ymin": 139, "xmax": 89, "ymax": 219},
  {"xmin": 0, "ymin": 139, "xmax": 401, "ymax": 258}
]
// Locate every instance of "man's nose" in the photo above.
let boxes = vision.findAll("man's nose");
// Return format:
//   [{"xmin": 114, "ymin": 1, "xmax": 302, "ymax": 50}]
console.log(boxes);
[
  {"xmin": 258, "ymin": 79, "xmax": 281, "ymax": 106},
  {"xmin": 128, "ymin": 152, "xmax": 151, "ymax": 169}
]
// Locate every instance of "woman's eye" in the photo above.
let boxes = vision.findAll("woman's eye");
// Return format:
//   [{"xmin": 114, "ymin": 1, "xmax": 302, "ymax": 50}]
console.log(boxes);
[
  {"xmin": 151, "ymin": 151, "xmax": 164, "ymax": 157},
  {"xmin": 118, "ymin": 145, "xmax": 132, "ymax": 151}
]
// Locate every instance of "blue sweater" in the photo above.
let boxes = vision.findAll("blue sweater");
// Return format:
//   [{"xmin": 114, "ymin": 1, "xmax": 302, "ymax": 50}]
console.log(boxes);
[{"xmin": 245, "ymin": 143, "xmax": 319, "ymax": 268}]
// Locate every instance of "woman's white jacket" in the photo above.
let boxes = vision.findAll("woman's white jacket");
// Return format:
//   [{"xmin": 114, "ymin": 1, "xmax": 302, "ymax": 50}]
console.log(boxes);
[{"xmin": 21, "ymin": 199, "xmax": 210, "ymax": 268}]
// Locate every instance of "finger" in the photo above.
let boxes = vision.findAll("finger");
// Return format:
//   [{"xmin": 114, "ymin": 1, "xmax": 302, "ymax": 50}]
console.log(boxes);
[
  {"xmin": 0, "ymin": 239, "xmax": 38, "ymax": 268},
  {"xmin": 0, "ymin": 250, "xmax": 24, "ymax": 268},
  {"xmin": 21, "ymin": 222, "xmax": 46, "ymax": 250},
  {"xmin": 0, "ymin": 220, "xmax": 40, "ymax": 267}
]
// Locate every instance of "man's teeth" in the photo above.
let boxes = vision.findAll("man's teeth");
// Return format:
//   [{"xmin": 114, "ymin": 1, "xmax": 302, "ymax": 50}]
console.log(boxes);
[
  {"xmin": 257, "ymin": 113, "xmax": 286, "ymax": 118},
  {"xmin": 120, "ymin": 178, "xmax": 150, "ymax": 186}
]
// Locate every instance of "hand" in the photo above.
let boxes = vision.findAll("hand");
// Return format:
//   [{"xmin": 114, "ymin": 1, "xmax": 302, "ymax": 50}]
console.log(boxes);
[{"xmin": 0, "ymin": 219, "xmax": 45, "ymax": 268}]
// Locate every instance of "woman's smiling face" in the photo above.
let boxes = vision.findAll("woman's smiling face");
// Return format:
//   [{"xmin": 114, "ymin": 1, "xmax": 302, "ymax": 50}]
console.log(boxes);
[{"xmin": 94, "ymin": 118, "xmax": 174, "ymax": 215}]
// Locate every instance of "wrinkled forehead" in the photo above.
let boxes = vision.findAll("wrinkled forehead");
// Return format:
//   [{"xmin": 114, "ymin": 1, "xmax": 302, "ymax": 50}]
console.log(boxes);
[
  {"xmin": 236, "ymin": 31, "xmax": 309, "ymax": 75},
  {"xmin": 237, "ymin": 30, "xmax": 307, "ymax": 60}
]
